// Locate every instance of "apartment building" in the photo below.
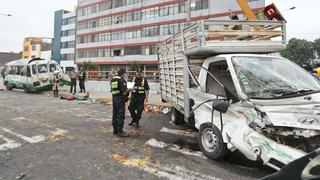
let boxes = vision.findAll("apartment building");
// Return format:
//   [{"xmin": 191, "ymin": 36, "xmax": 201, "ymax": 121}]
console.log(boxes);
[
  {"xmin": 53, "ymin": 10, "xmax": 77, "ymax": 72},
  {"xmin": 22, "ymin": 37, "xmax": 52, "ymax": 59},
  {"xmin": 76, "ymin": 0, "xmax": 264, "ymax": 75}
]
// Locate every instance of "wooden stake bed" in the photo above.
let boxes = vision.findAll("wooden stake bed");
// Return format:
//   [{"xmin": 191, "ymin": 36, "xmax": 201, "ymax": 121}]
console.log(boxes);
[{"xmin": 158, "ymin": 20, "xmax": 286, "ymax": 113}]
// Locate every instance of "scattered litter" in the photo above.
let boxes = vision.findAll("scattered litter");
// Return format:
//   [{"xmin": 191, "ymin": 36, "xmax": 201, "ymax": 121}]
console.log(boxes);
[
  {"xmin": 46, "ymin": 129, "xmax": 70, "ymax": 142},
  {"xmin": 15, "ymin": 174, "xmax": 26, "ymax": 180},
  {"xmin": 145, "ymin": 105, "xmax": 171, "ymax": 114},
  {"xmin": 112, "ymin": 154, "xmax": 148, "ymax": 168}
]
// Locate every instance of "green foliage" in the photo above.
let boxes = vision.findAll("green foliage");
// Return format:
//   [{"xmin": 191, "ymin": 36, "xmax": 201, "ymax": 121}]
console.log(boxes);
[
  {"xmin": 314, "ymin": 38, "xmax": 320, "ymax": 59},
  {"xmin": 129, "ymin": 61, "xmax": 139, "ymax": 71},
  {"xmin": 82, "ymin": 61, "xmax": 98, "ymax": 70},
  {"xmin": 280, "ymin": 38, "xmax": 315, "ymax": 65}
]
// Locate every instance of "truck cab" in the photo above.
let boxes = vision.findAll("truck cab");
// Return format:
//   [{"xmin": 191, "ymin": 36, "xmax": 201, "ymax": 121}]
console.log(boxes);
[{"xmin": 190, "ymin": 54, "xmax": 320, "ymax": 170}]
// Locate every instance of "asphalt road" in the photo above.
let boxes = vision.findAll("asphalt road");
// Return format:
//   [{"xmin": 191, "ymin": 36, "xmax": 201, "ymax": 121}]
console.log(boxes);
[{"xmin": 0, "ymin": 90, "xmax": 273, "ymax": 180}]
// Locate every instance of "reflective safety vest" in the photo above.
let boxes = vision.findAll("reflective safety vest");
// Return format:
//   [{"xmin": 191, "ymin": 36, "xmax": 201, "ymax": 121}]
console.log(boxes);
[
  {"xmin": 132, "ymin": 77, "xmax": 145, "ymax": 94},
  {"xmin": 111, "ymin": 76, "xmax": 121, "ymax": 95},
  {"xmin": 53, "ymin": 74, "xmax": 61, "ymax": 83}
]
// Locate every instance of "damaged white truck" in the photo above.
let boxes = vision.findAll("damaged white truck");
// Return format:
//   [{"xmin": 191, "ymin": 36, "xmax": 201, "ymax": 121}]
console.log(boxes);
[{"xmin": 158, "ymin": 20, "xmax": 320, "ymax": 170}]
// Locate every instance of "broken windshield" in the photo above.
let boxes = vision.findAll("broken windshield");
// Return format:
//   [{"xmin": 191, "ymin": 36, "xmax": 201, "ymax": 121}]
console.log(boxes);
[{"xmin": 232, "ymin": 56, "xmax": 320, "ymax": 99}]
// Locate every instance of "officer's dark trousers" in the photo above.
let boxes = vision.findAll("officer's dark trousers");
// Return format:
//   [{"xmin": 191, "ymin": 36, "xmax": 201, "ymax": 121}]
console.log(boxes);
[
  {"xmin": 70, "ymin": 78, "xmax": 76, "ymax": 93},
  {"xmin": 112, "ymin": 96, "xmax": 126, "ymax": 133},
  {"xmin": 128, "ymin": 96, "xmax": 145, "ymax": 123},
  {"xmin": 79, "ymin": 80, "xmax": 85, "ymax": 92}
]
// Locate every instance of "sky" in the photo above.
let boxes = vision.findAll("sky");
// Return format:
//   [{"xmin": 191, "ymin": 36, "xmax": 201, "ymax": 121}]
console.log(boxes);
[{"xmin": 0, "ymin": 0, "xmax": 319, "ymax": 53}]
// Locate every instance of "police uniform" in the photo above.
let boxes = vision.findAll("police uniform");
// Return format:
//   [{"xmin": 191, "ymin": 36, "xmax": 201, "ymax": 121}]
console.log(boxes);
[
  {"xmin": 128, "ymin": 76, "xmax": 150, "ymax": 126},
  {"xmin": 79, "ymin": 70, "xmax": 86, "ymax": 93},
  {"xmin": 53, "ymin": 72, "xmax": 61, "ymax": 97},
  {"xmin": 111, "ymin": 75, "xmax": 129, "ymax": 136}
]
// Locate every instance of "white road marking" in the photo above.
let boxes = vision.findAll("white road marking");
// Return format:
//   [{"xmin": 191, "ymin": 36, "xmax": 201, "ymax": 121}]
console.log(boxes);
[
  {"xmin": 12, "ymin": 117, "xmax": 26, "ymax": 121},
  {"xmin": 0, "ymin": 135, "xmax": 21, "ymax": 151},
  {"xmin": 50, "ymin": 128, "xmax": 68, "ymax": 135},
  {"xmin": 0, "ymin": 127, "xmax": 45, "ymax": 144},
  {"xmin": 160, "ymin": 127, "xmax": 198, "ymax": 138},
  {"xmin": 145, "ymin": 138, "xmax": 206, "ymax": 159}
]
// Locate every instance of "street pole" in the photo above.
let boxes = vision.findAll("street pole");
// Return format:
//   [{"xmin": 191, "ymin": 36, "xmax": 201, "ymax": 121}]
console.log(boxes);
[
  {"xmin": 186, "ymin": 0, "xmax": 191, "ymax": 25},
  {"xmin": 0, "ymin": 13, "xmax": 12, "ymax": 16},
  {"xmin": 281, "ymin": 6, "xmax": 296, "ymax": 13}
]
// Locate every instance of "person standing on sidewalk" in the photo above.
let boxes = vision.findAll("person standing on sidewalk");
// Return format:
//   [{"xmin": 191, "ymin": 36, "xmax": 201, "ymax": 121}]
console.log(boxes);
[
  {"xmin": 111, "ymin": 69, "xmax": 130, "ymax": 137},
  {"xmin": 69, "ymin": 68, "xmax": 77, "ymax": 94},
  {"xmin": 128, "ymin": 68, "xmax": 150, "ymax": 127},
  {"xmin": 78, "ymin": 67, "xmax": 86, "ymax": 93}
]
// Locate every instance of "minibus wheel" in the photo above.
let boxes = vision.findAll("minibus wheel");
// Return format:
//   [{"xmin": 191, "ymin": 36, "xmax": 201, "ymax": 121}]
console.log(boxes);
[
  {"xmin": 23, "ymin": 85, "xmax": 29, "ymax": 93},
  {"xmin": 199, "ymin": 123, "xmax": 228, "ymax": 160},
  {"xmin": 6, "ymin": 85, "xmax": 13, "ymax": 91}
]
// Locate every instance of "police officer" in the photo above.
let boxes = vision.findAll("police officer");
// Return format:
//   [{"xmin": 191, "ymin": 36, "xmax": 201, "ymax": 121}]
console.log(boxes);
[
  {"xmin": 111, "ymin": 69, "xmax": 130, "ymax": 137},
  {"xmin": 78, "ymin": 67, "xmax": 86, "ymax": 93},
  {"xmin": 128, "ymin": 68, "xmax": 150, "ymax": 127},
  {"xmin": 53, "ymin": 70, "xmax": 61, "ymax": 97}
]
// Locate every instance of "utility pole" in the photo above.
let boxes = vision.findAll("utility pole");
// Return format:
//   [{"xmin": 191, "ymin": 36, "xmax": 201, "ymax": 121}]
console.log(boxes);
[
  {"xmin": 0, "ymin": 13, "xmax": 12, "ymax": 17},
  {"xmin": 186, "ymin": 0, "xmax": 191, "ymax": 25}
]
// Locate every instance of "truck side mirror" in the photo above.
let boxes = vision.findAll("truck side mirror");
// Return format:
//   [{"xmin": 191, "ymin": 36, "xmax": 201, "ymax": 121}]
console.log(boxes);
[{"xmin": 212, "ymin": 99, "xmax": 229, "ymax": 113}]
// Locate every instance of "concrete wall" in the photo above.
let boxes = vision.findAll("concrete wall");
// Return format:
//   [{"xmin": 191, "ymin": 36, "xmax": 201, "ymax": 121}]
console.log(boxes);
[
  {"xmin": 84, "ymin": 80, "xmax": 160, "ymax": 95},
  {"xmin": 0, "ymin": 52, "xmax": 22, "ymax": 67}
]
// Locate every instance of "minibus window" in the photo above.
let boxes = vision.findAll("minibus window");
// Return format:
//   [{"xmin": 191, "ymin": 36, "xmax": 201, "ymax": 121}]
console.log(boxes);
[
  {"xmin": 32, "ymin": 65, "xmax": 37, "ymax": 74},
  {"xmin": 38, "ymin": 64, "xmax": 48, "ymax": 73},
  {"xmin": 27, "ymin": 66, "xmax": 31, "ymax": 77},
  {"xmin": 8, "ymin": 67, "xmax": 15, "ymax": 75},
  {"xmin": 49, "ymin": 64, "xmax": 56, "ymax": 72}
]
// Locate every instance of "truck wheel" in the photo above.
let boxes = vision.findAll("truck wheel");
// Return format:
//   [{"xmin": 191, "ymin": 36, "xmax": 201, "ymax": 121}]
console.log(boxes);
[
  {"xmin": 199, "ymin": 123, "xmax": 228, "ymax": 160},
  {"xmin": 171, "ymin": 108, "xmax": 185, "ymax": 125}
]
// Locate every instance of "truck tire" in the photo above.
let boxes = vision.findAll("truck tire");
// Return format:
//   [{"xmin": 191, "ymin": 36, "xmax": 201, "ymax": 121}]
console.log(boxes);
[
  {"xmin": 171, "ymin": 108, "xmax": 185, "ymax": 125},
  {"xmin": 199, "ymin": 123, "xmax": 228, "ymax": 160}
]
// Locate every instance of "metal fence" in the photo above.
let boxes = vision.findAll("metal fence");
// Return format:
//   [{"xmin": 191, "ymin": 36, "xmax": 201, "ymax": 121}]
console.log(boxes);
[{"xmin": 86, "ymin": 70, "xmax": 160, "ymax": 82}]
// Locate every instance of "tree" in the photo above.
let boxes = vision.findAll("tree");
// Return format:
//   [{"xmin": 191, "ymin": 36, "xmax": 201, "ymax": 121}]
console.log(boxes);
[
  {"xmin": 82, "ymin": 61, "xmax": 98, "ymax": 70},
  {"xmin": 313, "ymin": 38, "xmax": 320, "ymax": 59},
  {"xmin": 281, "ymin": 38, "xmax": 315, "ymax": 65}
]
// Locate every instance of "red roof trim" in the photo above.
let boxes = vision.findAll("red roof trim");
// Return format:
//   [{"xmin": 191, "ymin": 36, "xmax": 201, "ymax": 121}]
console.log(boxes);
[
  {"xmin": 77, "ymin": 41, "xmax": 160, "ymax": 51},
  {"xmin": 77, "ymin": 60, "xmax": 158, "ymax": 65},
  {"xmin": 77, "ymin": 8, "xmax": 263, "ymax": 37},
  {"xmin": 78, "ymin": 0, "xmax": 183, "ymax": 23}
]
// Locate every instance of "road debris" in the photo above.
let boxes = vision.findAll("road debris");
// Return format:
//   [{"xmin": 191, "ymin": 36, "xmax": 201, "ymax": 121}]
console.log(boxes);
[
  {"xmin": 144, "ymin": 105, "xmax": 171, "ymax": 114},
  {"xmin": 46, "ymin": 129, "xmax": 70, "ymax": 142},
  {"xmin": 112, "ymin": 154, "xmax": 218, "ymax": 180}
]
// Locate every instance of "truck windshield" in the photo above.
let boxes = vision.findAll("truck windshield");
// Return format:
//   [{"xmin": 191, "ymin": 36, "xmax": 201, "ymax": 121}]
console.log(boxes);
[{"xmin": 232, "ymin": 56, "xmax": 320, "ymax": 99}]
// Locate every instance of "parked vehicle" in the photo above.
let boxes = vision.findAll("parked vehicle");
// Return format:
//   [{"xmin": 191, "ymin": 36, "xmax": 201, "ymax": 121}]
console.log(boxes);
[
  {"xmin": 3, "ymin": 58, "xmax": 59, "ymax": 92},
  {"xmin": 159, "ymin": 20, "xmax": 320, "ymax": 170}
]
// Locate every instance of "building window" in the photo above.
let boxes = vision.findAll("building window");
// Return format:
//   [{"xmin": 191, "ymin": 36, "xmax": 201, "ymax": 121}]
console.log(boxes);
[
  {"xmin": 124, "ymin": 46, "xmax": 141, "ymax": 55},
  {"xmin": 32, "ymin": 45, "xmax": 37, "ymax": 51},
  {"xmin": 112, "ymin": 49, "xmax": 122, "ymax": 56},
  {"xmin": 141, "ymin": 26, "xmax": 159, "ymax": 37},
  {"xmin": 24, "ymin": 46, "xmax": 29, "ymax": 52},
  {"xmin": 191, "ymin": 0, "xmax": 208, "ymax": 11}
]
